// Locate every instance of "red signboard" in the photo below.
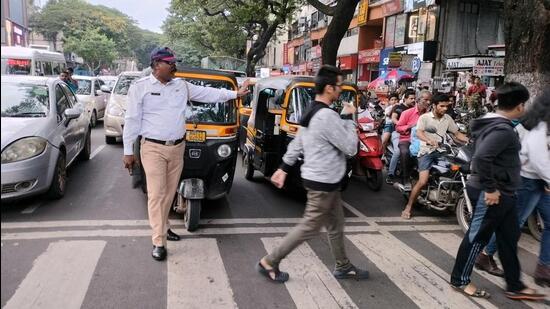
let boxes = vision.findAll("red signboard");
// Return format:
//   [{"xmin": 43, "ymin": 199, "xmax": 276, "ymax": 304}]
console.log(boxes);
[
  {"xmin": 358, "ymin": 49, "xmax": 381, "ymax": 64},
  {"xmin": 338, "ymin": 55, "xmax": 358, "ymax": 70},
  {"xmin": 8, "ymin": 59, "xmax": 31, "ymax": 66}
]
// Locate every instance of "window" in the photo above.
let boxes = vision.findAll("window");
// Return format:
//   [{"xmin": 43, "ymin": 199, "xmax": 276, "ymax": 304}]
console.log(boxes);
[
  {"xmin": 9, "ymin": 0, "xmax": 24, "ymax": 25},
  {"xmin": 287, "ymin": 87, "xmax": 315, "ymax": 123},
  {"xmin": 44, "ymin": 62, "xmax": 53, "ymax": 76},
  {"xmin": 1, "ymin": 84, "xmax": 49, "ymax": 117},
  {"xmin": 346, "ymin": 27, "xmax": 359, "ymax": 37},
  {"xmin": 60, "ymin": 83, "xmax": 77, "ymax": 107},
  {"xmin": 35, "ymin": 61, "xmax": 44, "ymax": 76},
  {"xmin": 2, "ymin": 58, "xmax": 31, "ymax": 75},
  {"xmin": 55, "ymin": 85, "xmax": 70, "ymax": 117},
  {"xmin": 94, "ymin": 80, "xmax": 102, "ymax": 95},
  {"xmin": 311, "ymin": 11, "xmax": 318, "ymax": 29},
  {"xmin": 75, "ymin": 79, "xmax": 92, "ymax": 95},
  {"xmin": 185, "ymin": 79, "xmax": 237, "ymax": 124},
  {"xmin": 113, "ymin": 75, "xmax": 139, "ymax": 95},
  {"xmin": 407, "ymin": 6, "xmax": 438, "ymax": 43},
  {"xmin": 52, "ymin": 62, "xmax": 62, "ymax": 75}
]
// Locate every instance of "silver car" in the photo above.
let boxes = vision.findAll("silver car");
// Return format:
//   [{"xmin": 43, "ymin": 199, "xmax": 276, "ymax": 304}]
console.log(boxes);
[
  {"xmin": 73, "ymin": 75, "xmax": 109, "ymax": 127},
  {"xmin": 103, "ymin": 71, "xmax": 141, "ymax": 144},
  {"xmin": 1, "ymin": 76, "xmax": 91, "ymax": 201}
]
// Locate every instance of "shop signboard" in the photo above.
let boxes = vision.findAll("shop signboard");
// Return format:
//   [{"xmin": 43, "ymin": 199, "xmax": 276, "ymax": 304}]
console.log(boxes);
[
  {"xmin": 389, "ymin": 52, "xmax": 403, "ymax": 68},
  {"xmin": 394, "ymin": 13, "xmax": 407, "ymax": 46},
  {"xmin": 283, "ymin": 43, "xmax": 288, "ymax": 64},
  {"xmin": 358, "ymin": 49, "xmax": 381, "ymax": 64},
  {"xmin": 445, "ymin": 57, "xmax": 476, "ymax": 71},
  {"xmin": 412, "ymin": 57, "xmax": 422, "ymax": 74},
  {"xmin": 358, "ymin": 0, "xmax": 369, "ymax": 26},
  {"xmin": 405, "ymin": 0, "xmax": 436, "ymax": 11},
  {"xmin": 382, "ymin": 0, "xmax": 404, "ymax": 16},
  {"xmin": 400, "ymin": 54, "xmax": 416, "ymax": 72},
  {"xmin": 403, "ymin": 41, "xmax": 437, "ymax": 61},
  {"xmin": 473, "ymin": 57, "xmax": 504, "ymax": 76}
]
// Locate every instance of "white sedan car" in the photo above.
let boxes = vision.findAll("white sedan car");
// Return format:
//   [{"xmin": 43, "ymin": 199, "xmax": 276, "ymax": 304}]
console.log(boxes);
[
  {"xmin": 103, "ymin": 71, "xmax": 141, "ymax": 144},
  {"xmin": 73, "ymin": 75, "xmax": 109, "ymax": 127}
]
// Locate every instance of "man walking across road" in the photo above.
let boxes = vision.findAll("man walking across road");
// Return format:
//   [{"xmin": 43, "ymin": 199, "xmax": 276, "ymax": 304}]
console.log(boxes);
[
  {"xmin": 401, "ymin": 94, "xmax": 469, "ymax": 219},
  {"xmin": 450, "ymin": 82, "xmax": 545, "ymax": 301},
  {"xmin": 256, "ymin": 65, "xmax": 369, "ymax": 283},
  {"xmin": 123, "ymin": 47, "xmax": 249, "ymax": 261}
]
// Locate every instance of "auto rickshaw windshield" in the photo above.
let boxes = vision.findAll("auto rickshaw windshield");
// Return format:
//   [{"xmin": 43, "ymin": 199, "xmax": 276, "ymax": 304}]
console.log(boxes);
[
  {"xmin": 185, "ymin": 79, "xmax": 238, "ymax": 124},
  {"xmin": 286, "ymin": 86, "xmax": 357, "ymax": 124}
]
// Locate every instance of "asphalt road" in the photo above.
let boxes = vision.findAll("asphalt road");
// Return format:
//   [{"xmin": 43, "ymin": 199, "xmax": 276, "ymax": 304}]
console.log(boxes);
[{"xmin": 1, "ymin": 123, "xmax": 547, "ymax": 309}]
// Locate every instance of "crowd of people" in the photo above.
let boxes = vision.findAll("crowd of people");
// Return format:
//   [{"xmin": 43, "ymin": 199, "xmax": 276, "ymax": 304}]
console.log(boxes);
[{"xmin": 358, "ymin": 81, "xmax": 549, "ymax": 300}]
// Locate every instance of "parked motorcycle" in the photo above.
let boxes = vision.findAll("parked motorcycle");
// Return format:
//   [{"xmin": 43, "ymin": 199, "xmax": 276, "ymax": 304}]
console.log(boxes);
[
  {"xmin": 396, "ymin": 128, "xmax": 474, "ymax": 232},
  {"xmin": 356, "ymin": 115, "xmax": 384, "ymax": 191}
]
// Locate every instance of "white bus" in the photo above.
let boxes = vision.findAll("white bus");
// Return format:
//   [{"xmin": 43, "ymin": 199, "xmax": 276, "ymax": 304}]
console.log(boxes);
[{"xmin": 1, "ymin": 46, "xmax": 67, "ymax": 76}]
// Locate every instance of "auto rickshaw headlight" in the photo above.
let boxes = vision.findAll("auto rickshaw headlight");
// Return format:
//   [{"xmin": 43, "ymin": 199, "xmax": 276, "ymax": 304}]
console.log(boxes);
[{"xmin": 217, "ymin": 144, "xmax": 232, "ymax": 158}]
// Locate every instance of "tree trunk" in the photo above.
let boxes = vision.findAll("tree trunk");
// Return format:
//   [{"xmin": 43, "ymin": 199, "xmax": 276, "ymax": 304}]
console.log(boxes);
[
  {"xmin": 245, "ymin": 21, "xmax": 281, "ymax": 77},
  {"xmin": 503, "ymin": 0, "xmax": 550, "ymax": 104},
  {"xmin": 321, "ymin": 0, "xmax": 360, "ymax": 66}
]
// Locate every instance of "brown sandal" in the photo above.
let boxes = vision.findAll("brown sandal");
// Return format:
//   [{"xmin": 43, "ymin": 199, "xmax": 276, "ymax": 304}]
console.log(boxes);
[
  {"xmin": 505, "ymin": 288, "xmax": 546, "ymax": 301},
  {"xmin": 451, "ymin": 284, "xmax": 491, "ymax": 299}
]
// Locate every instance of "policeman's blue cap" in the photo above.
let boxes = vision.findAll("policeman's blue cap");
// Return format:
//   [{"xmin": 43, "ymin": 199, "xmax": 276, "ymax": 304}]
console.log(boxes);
[{"xmin": 150, "ymin": 47, "xmax": 176, "ymax": 64}]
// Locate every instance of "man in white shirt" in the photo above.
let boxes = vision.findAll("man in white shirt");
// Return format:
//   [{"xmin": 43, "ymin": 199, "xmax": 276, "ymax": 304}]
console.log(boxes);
[{"xmin": 123, "ymin": 47, "xmax": 249, "ymax": 261}]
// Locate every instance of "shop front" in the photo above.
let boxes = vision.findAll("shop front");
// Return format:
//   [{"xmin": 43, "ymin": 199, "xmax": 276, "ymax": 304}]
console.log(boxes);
[
  {"xmin": 443, "ymin": 56, "xmax": 505, "ymax": 91},
  {"xmin": 357, "ymin": 48, "xmax": 381, "ymax": 89},
  {"xmin": 338, "ymin": 54, "xmax": 358, "ymax": 82}
]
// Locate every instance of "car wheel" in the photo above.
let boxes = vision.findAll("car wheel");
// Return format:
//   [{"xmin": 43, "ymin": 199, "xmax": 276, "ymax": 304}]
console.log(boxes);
[
  {"xmin": 79, "ymin": 129, "xmax": 91, "ymax": 161},
  {"xmin": 47, "ymin": 153, "xmax": 67, "ymax": 199},
  {"xmin": 105, "ymin": 136, "xmax": 116, "ymax": 144},
  {"xmin": 90, "ymin": 110, "xmax": 97, "ymax": 128}
]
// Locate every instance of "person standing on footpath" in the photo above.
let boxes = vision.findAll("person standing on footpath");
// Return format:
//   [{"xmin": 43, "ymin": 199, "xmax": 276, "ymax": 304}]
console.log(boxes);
[
  {"xmin": 256, "ymin": 65, "xmax": 369, "ymax": 283},
  {"xmin": 450, "ymin": 82, "xmax": 545, "ymax": 301},
  {"xmin": 473, "ymin": 89, "xmax": 550, "ymax": 286},
  {"xmin": 123, "ymin": 47, "xmax": 250, "ymax": 261}
]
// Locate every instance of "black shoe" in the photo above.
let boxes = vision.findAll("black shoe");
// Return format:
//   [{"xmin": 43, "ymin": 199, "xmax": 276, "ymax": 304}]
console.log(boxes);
[
  {"xmin": 167, "ymin": 229, "xmax": 180, "ymax": 241},
  {"xmin": 152, "ymin": 246, "xmax": 167, "ymax": 261},
  {"xmin": 385, "ymin": 175, "xmax": 395, "ymax": 184}
]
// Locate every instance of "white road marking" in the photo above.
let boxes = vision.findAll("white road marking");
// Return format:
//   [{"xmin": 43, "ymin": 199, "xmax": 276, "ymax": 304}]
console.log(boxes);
[
  {"xmin": 421, "ymin": 232, "xmax": 549, "ymax": 306},
  {"xmin": 167, "ymin": 238, "xmax": 237, "ymax": 309},
  {"xmin": 90, "ymin": 144, "xmax": 106, "ymax": 159},
  {"xmin": 348, "ymin": 232, "xmax": 497, "ymax": 309},
  {"xmin": 342, "ymin": 201, "xmax": 367, "ymax": 218},
  {"xmin": 262, "ymin": 237, "xmax": 358, "ymax": 309},
  {"xmin": 3, "ymin": 240, "xmax": 106, "ymax": 309},
  {"xmin": 0, "ymin": 225, "xmax": 463, "ymax": 241},
  {"xmin": 0, "ymin": 216, "xmax": 454, "ymax": 230},
  {"xmin": 20, "ymin": 203, "xmax": 41, "ymax": 214}
]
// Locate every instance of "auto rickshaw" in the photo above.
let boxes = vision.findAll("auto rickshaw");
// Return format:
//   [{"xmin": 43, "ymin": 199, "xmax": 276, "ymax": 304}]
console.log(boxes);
[
  {"xmin": 242, "ymin": 76, "xmax": 358, "ymax": 189},
  {"xmin": 134, "ymin": 67, "xmax": 240, "ymax": 231},
  {"xmin": 236, "ymin": 77, "xmax": 258, "ymax": 151}
]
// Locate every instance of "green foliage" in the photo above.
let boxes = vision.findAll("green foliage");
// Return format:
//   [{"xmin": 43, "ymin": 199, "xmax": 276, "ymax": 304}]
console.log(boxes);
[
  {"xmin": 63, "ymin": 28, "xmax": 118, "ymax": 68},
  {"xmin": 30, "ymin": 0, "xmax": 162, "ymax": 68}
]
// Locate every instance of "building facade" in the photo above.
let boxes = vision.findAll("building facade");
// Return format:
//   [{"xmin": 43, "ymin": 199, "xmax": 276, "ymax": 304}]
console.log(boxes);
[{"xmin": 1, "ymin": 0, "xmax": 30, "ymax": 47}]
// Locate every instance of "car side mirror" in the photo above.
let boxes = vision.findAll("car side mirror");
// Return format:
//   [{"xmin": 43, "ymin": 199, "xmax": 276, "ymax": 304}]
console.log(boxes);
[
  {"xmin": 100, "ymin": 85, "xmax": 112, "ymax": 93},
  {"xmin": 96, "ymin": 89, "xmax": 103, "ymax": 96},
  {"xmin": 64, "ymin": 108, "xmax": 81, "ymax": 120}
]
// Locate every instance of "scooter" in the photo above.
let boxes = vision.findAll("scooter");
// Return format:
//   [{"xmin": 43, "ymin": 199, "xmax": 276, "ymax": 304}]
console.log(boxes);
[{"xmin": 356, "ymin": 113, "xmax": 384, "ymax": 191}]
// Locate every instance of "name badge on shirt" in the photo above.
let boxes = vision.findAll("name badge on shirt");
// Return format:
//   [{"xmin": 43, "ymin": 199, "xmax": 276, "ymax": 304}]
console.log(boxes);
[{"xmin": 151, "ymin": 92, "xmax": 161, "ymax": 96}]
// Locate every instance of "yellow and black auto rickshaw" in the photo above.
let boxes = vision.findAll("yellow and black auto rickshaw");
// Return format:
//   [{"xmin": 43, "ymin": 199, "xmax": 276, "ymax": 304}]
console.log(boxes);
[
  {"xmin": 242, "ymin": 76, "xmax": 358, "ymax": 189},
  {"xmin": 134, "ymin": 67, "xmax": 241, "ymax": 231},
  {"xmin": 236, "ymin": 77, "xmax": 258, "ymax": 151}
]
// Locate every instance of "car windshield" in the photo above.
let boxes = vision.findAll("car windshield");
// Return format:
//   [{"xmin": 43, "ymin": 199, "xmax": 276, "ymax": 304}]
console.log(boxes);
[
  {"xmin": 185, "ymin": 79, "xmax": 237, "ymax": 125},
  {"xmin": 1, "ymin": 58, "xmax": 32, "ymax": 75},
  {"xmin": 113, "ymin": 75, "xmax": 139, "ymax": 95},
  {"xmin": 75, "ymin": 79, "xmax": 92, "ymax": 95},
  {"xmin": 286, "ymin": 86, "xmax": 357, "ymax": 123},
  {"xmin": 1, "ymin": 83, "xmax": 49, "ymax": 117}
]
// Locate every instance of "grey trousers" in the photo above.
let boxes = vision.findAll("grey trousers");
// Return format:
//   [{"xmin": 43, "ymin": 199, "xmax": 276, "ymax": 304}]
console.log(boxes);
[{"xmin": 265, "ymin": 189, "xmax": 350, "ymax": 270}]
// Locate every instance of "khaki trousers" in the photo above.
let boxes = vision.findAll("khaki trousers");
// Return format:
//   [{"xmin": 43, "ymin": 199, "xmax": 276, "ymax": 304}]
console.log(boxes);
[
  {"xmin": 265, "ymin": 189, "xmax": 350, "ymax": 270},
  {"xmin": 140, "ymin": 139, "xmax": 185, "ymax": 246}
]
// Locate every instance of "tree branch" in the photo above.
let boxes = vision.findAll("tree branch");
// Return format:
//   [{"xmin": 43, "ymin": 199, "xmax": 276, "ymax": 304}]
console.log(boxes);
[
  {"xmin": 307, "ymin": 0, "xmax": 336, "ymax": 16},
  {"xmin": 201, "ymin": 6, "xmax": 231, "ymax": 23}
]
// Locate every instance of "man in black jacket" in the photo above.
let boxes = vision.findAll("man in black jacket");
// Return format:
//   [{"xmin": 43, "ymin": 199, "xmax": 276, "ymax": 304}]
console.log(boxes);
[{"xmin": 449, "ymin": 82, "xmax": 545, "ymax": 301}]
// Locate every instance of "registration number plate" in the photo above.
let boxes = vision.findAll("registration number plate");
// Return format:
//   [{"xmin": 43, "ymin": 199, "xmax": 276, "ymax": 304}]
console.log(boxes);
[{"xmin": 186, "ymin": 130, "xmax": 206, "ymax": 142}]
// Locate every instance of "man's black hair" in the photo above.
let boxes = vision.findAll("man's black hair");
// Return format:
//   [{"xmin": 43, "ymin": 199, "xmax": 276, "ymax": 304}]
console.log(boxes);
[
  {"xmin": 496, "ymin": 82, "xmax": 529, "ymax": 111},
  {"xmin": 432, "ymin": 93, "xmax": 450, "ymax": 105},
  {"xmin": 404, "ymin": 89, "xmax": 416, "ymax": 99},
  {"xmin": 67, "ymin": 67, "xmax": 74, "ymax": 73},
  {"xmin": 388, "ymin": 92, "xmax": 399, "ymax": 100},
  {"xmin": 315, "ymin": 65, "xmax": 342, "ymax": 95}
]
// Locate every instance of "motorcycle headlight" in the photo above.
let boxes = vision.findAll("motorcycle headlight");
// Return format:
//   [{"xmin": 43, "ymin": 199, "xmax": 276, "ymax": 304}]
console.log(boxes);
[
  {"xmin": 1, "ymin": 137, "xmax": 48, "ymax": 164},
  {"xmin": 108, "ymin": 104, "xmax": 124, "ymax": 117},
  {"xmin": 217, "ymin": 144, "xmax": 232, "ymax": 158}
]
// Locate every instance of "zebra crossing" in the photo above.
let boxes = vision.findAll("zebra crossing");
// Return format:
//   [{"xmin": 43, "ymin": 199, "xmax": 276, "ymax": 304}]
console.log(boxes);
[{"xmin": 1, "ymin": 224, "xmax": 548, "ymax": 309}]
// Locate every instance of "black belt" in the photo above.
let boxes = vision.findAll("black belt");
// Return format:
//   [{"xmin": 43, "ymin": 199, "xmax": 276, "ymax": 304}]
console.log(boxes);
[{"xmin": 144, "ymin": 137, "xmax": 184, "ymax": 146}]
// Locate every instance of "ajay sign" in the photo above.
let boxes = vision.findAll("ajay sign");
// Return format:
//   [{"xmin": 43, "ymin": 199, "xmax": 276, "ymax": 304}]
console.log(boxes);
[{"xmin": 473, "ymin": 57, "xmax": 504, "ymax": 76}]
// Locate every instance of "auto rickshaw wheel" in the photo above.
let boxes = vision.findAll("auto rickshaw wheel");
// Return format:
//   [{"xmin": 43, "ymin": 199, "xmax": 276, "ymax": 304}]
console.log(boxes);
[
  {"xmin": 243, "ymin": 153, "xmax": 254, "ymax": 180},
  {"xmin": 184, "ymin": 199, "xmax": 201, "ymax": 232}
]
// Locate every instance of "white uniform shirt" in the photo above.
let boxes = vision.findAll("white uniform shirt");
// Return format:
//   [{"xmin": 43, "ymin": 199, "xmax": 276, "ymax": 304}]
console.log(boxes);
[{"xmin": 123, "ymin": 74, "xmax": 237, "ymax": 155}]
